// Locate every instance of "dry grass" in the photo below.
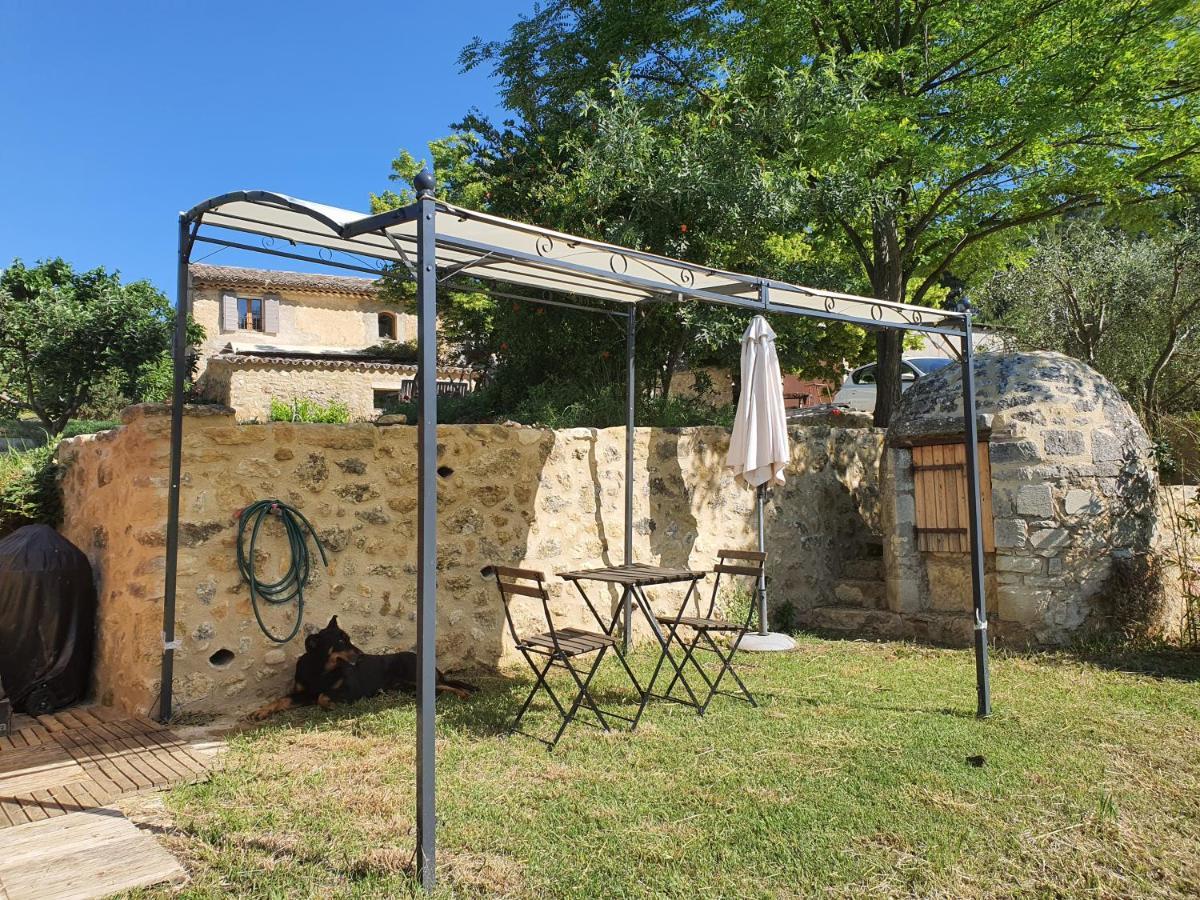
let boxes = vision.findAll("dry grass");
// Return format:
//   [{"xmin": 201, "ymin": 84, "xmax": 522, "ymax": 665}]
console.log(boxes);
[{"xmin": 142, "ymin": 637, "xmax": 1200, "ymax": 898}]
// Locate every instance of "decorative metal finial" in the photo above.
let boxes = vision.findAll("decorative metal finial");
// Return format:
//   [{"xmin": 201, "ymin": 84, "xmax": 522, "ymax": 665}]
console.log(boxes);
[{"xmin": 413, "ymin": 169, "xmax": 436, "ymax": 197}]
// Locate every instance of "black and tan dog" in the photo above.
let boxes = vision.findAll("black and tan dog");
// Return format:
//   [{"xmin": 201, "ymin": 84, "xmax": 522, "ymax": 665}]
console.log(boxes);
[{"xmin": 248, "ymin": 616, "xmax": 477, "ymax": 720}]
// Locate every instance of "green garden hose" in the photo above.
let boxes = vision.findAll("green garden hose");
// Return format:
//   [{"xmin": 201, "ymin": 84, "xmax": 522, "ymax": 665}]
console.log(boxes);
[{"xmin": 236, "ymin": 499, "xmax": 329, "ymax": 644}]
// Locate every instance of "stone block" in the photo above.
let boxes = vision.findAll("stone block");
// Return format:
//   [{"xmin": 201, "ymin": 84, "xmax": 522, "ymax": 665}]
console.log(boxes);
[
  {"xmin": 1092, "ymin": 429, "xmax": 1123, "ymax": 462},
  {"xmin": 1046, "ymin": 557, "xmax": 1063, "ymax": 576},
  {"xmin": 992, "ymin": 487, "xmax": 1015, "ymax": 517},
  {"xmin": 990, "ymin": 440, "xmax": 1039, "ymax": 464},
  {"xmin": 996, "ymin": 555, "xmax": 1043, "ymax": 574},
  {"xmin": 1029, "ymin": 528, "xmax": 1070, "ymax": 556},
  {"xmin": 1016, "ymin": 484, "xmax": 1054, "ymax": 518},
  {"xmin": 1043, "ymin": 430, "xmax": 1085, "ymax": 457},
  {"xmin": 884, "ymin": 565, "xmax": 921, "ymax": 608},
  {"xmin": 1063, "ymin": 489, "xmax": 1099, "ymax": 517},
  {"xmin": 998, "ymin": 586, "xmax": 1050, "ymax": 625},
  {"xmin": 894, "ymin": 493, "xmax": 916, "ymax": 526},
  {"xmin": 994, "ymin": 518, "xmax": 1028, "ymax": 549},
  {"xmin": 890, "ymin": 450, "xmax": 914, "ymax": 492}
]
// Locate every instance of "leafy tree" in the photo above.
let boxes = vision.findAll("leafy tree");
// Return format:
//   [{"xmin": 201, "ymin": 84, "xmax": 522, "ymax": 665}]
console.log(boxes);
[
  {"xmin": 0, "ymin": 259, "xmax": 187, "ymax": 435},
  {"xmin": 464, "ymin": 0, "xmax": 1200, "ymax": 424},
  {"xmin": 980, "ymin": 217, "xmax": 1200, "ymax": 430}
]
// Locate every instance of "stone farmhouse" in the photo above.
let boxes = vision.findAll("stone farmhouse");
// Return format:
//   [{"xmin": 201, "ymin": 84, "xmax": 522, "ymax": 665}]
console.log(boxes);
[{"xmin": 189, "ymin": 264, "xmax": 478, "ymax": 421}]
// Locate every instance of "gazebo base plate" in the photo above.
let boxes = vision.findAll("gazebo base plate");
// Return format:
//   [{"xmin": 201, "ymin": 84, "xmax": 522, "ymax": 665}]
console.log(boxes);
[{"xmin": 738, "ymin": 632, "xmax": 797, "ymax": 652}]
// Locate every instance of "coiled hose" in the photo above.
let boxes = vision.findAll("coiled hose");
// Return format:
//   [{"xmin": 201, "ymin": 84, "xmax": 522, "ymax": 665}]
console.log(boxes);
[{"xmin": 236, "ymin": 499, "xmax": 329, "ymax": 644}]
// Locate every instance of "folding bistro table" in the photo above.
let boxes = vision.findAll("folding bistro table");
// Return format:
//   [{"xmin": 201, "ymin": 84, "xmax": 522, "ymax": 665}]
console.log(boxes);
[{"xmin": 558, "ymin": 562, "xmax": 707, "ymax": 727}]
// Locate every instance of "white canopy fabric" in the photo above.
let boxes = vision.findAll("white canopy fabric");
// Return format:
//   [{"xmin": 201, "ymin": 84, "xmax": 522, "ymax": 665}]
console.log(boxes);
[
  {"xmin": 727, "ymin": 316, "xmax": 791, "ymax": 489},
  {"xmin": 185, "ymin": 192, "xmax": 967, "ymax": 335}
]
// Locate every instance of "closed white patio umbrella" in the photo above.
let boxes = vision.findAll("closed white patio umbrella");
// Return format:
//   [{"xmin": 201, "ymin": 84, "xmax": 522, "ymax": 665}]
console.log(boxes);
[{"xmin": 727, "ymin": 316, "xmax": 796, "ymax": 651}]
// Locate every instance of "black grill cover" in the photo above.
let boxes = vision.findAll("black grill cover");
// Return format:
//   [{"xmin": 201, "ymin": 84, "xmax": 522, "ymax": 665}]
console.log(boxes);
[{"xmin": 0, "ymin": 525, "xmax": 95, "ymax": 713}]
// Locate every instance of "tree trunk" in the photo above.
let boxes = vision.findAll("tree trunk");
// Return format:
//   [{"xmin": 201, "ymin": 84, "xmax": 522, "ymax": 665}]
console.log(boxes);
[
  {"xmin": 661, "ymin": 334, "xmax": 686, "ymax": 400},
  {"xmin": 870, "ymin": 209, "xmax": 907, "ymax": 428},
  {"xmin": 873, "ymin": 330, "xmax": 905, "ymax": 427}
]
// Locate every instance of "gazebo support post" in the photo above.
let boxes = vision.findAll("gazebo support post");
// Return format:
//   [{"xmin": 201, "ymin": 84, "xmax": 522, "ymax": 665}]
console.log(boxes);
[
  {"xmin": 959, "ymin": 304, "xmax": 992, "ymax": 718},
  {"xmin": 414, "ymin": 172, "xmax": 439, "ymax": 889},
  {"xmin": 159, "ymin": 213, "xmax": 193, "ymax": 723},
  {"xmin": 622, "ymin": 305, "xmax": 636, "ymax": 650}
]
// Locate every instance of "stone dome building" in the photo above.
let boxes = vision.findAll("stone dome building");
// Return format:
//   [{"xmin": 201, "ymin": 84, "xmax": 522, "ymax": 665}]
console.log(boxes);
[{"xmin": 881, "ymin": 351, "xmax": 1158, "ymax": 647}]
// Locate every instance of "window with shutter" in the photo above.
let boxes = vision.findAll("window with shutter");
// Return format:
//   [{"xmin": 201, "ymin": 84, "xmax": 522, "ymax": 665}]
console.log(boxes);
[
  {"xmin": 237, "ymin": 297, "xmax": 264, "ymax": 331},
  {"xmin": 221, "ymin": 293, "xmax": 238, "ymax": 332},
  {"xmin": 263, "ymin": 295, "xmax": 280, "ymax": 335},
  {"xmin": 911, "ymin": 442, "xmax": 995, "ymax": 553}
]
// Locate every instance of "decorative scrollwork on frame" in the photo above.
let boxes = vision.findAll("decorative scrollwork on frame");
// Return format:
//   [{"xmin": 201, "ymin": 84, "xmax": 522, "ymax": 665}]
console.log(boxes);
[
  {"xmin": 261, "ymin": 236, "xmax": 277, "ymax": 249},
  {"xmin": 318, "ymin": 247, "xmax": 334, "ymax": 262},
  {"xmin": 824, "ymin": 297, "xmax": 836, "ymax": 313},
  {"xmin": 870, "ymin": 304, "xmax": 884, "ymax": 321},
  {"xmin": 535, "ymin": 235, "xmax": 554, "ymax": 257},
  {"xmin": 911, "ymin": 309, "xmax": 924, "ymax": 325},
  {"xmin": 679, "ymin": 268, "xmax": 695, "ymax": 287},
  {"xmin": 609, "ymin": 252, "xmax": 629, "ymax": 275}
]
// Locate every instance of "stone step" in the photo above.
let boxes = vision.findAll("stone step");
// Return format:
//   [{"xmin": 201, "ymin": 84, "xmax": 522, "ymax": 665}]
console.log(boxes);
[
  {"xmin": 796, "ymin": 605, "xmax": 906, "ymax": 638},
  {"xmin": 831, "ymin": 578, "xmax": 887, "ymax": 609},
  {"xmin": 797, "ymin": 605, "xmax": 977, "ymax": 648},
  {"xmin": 841, "ymin": 558, "xmax": 883, "ymax": 581}
]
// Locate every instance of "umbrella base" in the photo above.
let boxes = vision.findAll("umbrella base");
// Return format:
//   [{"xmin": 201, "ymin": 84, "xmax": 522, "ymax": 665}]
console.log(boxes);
[{"xmin": 738, "ymin": 632, "xmax": 797, "ymax": 652}]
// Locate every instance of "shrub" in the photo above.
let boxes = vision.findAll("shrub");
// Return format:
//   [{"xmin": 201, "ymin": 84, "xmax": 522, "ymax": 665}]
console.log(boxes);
[
  {"xmin": 0, "ymin": 442, "xmax": 61, "ymax": 535},
  {"xmin": 362, "ymin": 341, "xmax": 419, "ymax": 364},
  {"xmin": 269, "ymin": 398, "xmax": 351, "ymax": 424},
  {"xmin": 61, "ymin": 420, "xmax": 119, "ymax": 438}
]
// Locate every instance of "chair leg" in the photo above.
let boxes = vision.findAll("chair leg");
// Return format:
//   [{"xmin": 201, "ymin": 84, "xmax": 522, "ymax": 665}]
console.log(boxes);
[
  {"xmin": 567, "ymin": 648, "xmax": 612, "ymax": 732},
  {"xmin": 549, "ymin": 650, "xmax": 608, "ymax": 748},
  {"xmin": 638, "ymin": 601, "xmax": 704, "ymax": 715},
  {"xmin": 701, "ymin": 630, "xmax": 757, "ymax": 711},
  {"xmin": 661, "ymin": 623, "xmax": 716, "ymax": 708},
  {"xmin": 511, "ymin": 652, "xmax": 563, "ymax": 732}
]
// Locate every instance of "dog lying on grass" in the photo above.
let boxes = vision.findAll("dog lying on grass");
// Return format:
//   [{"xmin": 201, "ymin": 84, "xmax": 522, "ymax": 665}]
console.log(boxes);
[{"xmin": 248, "ymin": 615, "xmax": 477, "ymax": 720}]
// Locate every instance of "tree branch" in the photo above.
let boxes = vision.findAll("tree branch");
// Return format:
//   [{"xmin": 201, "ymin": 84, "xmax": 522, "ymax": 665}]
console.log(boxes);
[
  {"xmin": 902, "ymin": 140, "xmax": 1029, "ymax": 254},
  {"xmin": 910, "ymin": 196, "xmax": 1103, "ymax": 305},
  {"xmin": 836, "ymin": 216, "xmax": 873, "ymax": 274}
]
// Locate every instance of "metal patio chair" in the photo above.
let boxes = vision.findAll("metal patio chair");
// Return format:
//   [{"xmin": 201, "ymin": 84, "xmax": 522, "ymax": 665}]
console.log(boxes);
[
  {"xmin": 651, "ymin": 549, "xmax": 766, "ymax": 713},
  {"xmin": 486, "ymin": 564, "xmax": 630, "ymax": 749}
]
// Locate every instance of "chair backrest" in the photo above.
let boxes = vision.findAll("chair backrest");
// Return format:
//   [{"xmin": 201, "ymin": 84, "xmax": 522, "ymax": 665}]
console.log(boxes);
[
  {"xmin": 710, "ymin": 549, "xmax": 767, "ymax": 628},
  {"xmin": 483, "ymin": 564, "xmax": 554, "ymax": 645}
]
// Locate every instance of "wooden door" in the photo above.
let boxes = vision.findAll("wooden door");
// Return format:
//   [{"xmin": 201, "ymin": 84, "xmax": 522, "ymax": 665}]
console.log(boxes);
[{"xmin": 911, "ymin": 442, "xmax": 995, "ymax": 553}]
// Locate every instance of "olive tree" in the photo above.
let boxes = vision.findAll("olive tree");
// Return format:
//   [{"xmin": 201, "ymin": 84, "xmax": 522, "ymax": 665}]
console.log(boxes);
[
  {"xmin": 980, "ymin": 218, "xmax": 1200, "ymax": 429},
  {"xmin": 0, "ymin": 259, "xmax": 179, "ymax": 435}
]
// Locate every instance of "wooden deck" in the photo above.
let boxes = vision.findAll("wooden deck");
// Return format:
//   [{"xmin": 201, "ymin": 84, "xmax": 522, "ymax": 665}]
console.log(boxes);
[
  {"xmin": 0, "ymin": 807, "xmax": 185, "ymax": 899},
  {"xmin": 0, "ymin": 706, "xmax": 212, "ymax": 830}
]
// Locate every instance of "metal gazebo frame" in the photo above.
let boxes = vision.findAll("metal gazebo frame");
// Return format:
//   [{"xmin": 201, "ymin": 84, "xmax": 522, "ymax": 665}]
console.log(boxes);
[{"xmin": 162, "ymin": 171, "xmax": 991, "ymax": 891}]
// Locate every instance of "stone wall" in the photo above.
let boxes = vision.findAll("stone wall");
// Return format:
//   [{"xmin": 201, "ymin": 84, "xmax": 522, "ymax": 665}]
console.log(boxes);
[
  {"xmin": 199, "ymin": 358, "xmax": 477, "ymax": 423},
  {"xmin": 57, "ymin": 407, "xmax": 883, "ymax": 716}
]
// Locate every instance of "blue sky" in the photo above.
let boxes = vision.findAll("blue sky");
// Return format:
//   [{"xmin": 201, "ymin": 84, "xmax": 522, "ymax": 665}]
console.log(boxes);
[{"xmin": 0, "ymin": 1, "xmax": 529, "ymax": 293}]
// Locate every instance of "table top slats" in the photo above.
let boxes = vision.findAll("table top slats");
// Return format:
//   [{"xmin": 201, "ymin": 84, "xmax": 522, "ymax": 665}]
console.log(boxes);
[{"xmin": 558, "ymin": 562, "xmax": 705, "ymax": 586}]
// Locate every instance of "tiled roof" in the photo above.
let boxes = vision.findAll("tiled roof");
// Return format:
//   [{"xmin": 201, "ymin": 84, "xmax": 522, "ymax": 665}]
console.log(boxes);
[
  {"xmin": 189, "ymin": 264, "xmax": 380, "ymax": 297},
  {"xmin": 208, "ymin": 346, "xmax": 475, "ymax": 378}
]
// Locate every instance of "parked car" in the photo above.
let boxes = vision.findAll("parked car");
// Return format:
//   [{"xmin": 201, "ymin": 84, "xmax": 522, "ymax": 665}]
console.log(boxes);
[{"xmin": 833, "ymin": 357, "xmax": 954, "ymax": 412}]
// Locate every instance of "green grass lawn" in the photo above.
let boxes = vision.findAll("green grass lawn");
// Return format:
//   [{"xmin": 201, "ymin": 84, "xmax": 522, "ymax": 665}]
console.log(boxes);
[{"xmin": 154, "ymin": 637, "xmax": 1200, "ymax": 898}]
